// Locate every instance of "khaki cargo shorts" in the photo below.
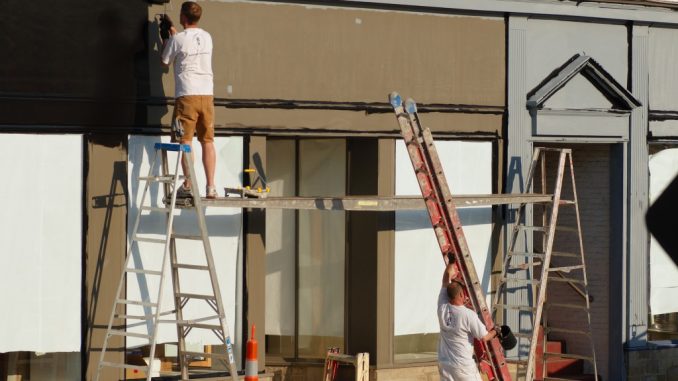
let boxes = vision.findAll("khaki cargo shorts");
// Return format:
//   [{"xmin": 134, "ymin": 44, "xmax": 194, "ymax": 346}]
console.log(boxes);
[{"xmin": 172, "ymin": 95, "xmax": 215, "ymax": 143}]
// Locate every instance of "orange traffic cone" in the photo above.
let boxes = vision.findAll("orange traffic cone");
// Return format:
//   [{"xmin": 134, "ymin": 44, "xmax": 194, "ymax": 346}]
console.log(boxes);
[{"xmin": 245, "ymin": 324, "xmax": 258, "ymax": 381}]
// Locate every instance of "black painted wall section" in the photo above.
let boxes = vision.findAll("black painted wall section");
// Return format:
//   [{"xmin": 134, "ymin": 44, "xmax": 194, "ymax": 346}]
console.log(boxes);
[
  {"xmin": 0, "ymin": 0, "xmax": 153, "ymax": 130},
  {"xmin": 346, "ymin": 138, "xmax": 379, "ymax": 363}
]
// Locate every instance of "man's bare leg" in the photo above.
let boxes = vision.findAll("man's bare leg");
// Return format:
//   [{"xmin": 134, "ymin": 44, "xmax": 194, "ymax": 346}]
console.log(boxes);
[
  {"xmin": 202, "ymin": 141, "xmax": 216, "ymax": 188},
  {"xmin": 180, "ymin": 140, "xmax": 194, "ymax": 189}
]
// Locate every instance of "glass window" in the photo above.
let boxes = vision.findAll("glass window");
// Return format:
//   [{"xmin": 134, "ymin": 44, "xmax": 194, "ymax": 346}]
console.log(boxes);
[
  {"xmin": 265, "ymin": 139, "xmax": 346, "ymax": 360},
  {"xmin": 0, "ymin": 352, "xmax": 80, "ymax": 380},
  {"xmin": 393, "ymin": 140, "xmax": 494, "ymax": 362}
]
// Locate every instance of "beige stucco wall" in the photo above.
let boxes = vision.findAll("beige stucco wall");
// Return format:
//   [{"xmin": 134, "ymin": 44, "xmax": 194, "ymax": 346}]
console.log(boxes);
[{"xmin": 149, "ymin": 1, "xmax": 505, "ymax": 133}]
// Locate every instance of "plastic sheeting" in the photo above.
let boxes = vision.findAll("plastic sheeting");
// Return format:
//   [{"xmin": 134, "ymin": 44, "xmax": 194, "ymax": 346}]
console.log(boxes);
[
  {"xmin": 126, "ymin": 136, "xmax": 243, "ymax": 353},
  {"xmin": 265, "ymin": 140, "xmax": 296, "ymax": 337},
  {"xmin": 0, "ymin": 134, "xmax": 82, "ymax": 352},
  {"xmin": 649, "ymin": 148, "xmax": 678, "ymax": 315},
  {"xmin": 394, "ymin": 140, "xmax": 492, "ymax": 336}
]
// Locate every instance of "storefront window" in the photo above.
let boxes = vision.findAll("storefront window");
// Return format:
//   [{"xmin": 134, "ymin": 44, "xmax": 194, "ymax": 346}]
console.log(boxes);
[
  {"xmin": 265, "ymin": 139, "xmax": 346, "ymax": 360},
  {"xmin": 393, "ymin": 140, "xmax": 493, "ymax": 362}
]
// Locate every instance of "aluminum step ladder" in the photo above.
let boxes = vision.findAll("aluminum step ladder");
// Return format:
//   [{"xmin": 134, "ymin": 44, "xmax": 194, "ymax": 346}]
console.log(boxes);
[
  {"xmin": 389, "ymin": 92, "xmax": 512, "ymax": 381},
  {"xmin": 493, "ymin": 147, "xmax": 598, "ymax": 381},
  {"xmin": 95, "ymin": 142, "xmax": 239, "ymax": 381}
]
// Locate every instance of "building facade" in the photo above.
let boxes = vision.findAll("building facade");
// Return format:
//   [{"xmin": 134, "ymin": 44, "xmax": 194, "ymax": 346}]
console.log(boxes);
[{"xmin": 1, "ymin": 1, "xmax": 678, "ymax": 380}]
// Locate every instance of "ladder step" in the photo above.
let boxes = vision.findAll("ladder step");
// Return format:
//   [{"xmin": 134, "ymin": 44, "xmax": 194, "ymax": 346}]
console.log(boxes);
[
  {"xmin": 180, "ymin": 351, "xmax": 231, "ymax": 359},
  {"xmin": 552, "ymin": 251, "xmax": 581, "ymax": 258},
  {"xmin": 177, "ymin": 293, "xmax": 217, "ymax": 301},
  {"xmin": 133, "ymin": 236, "xmax": 167, "ymax": 244},
  {"xmin": 160, "ymin": 315, "xmax": 221, "ymax": 325},
  {"xmin": 108, "ymin": 330, "xmax": 152, "ymax": 339},
  {"xmin": 546, "ymin": 327, "xmax": 591, "ymax": 336},
  {"xmin": 493, "ymin": 303, "xmax": 536, "ymax": 312},
  {"xmin": 117, "ymin": 299, "xmax": 158, "ymax": 307},
  {"xmin": 115, "ymin": 313, "xmax": 154, "ymax": 320},
  {"xmin": 544, "ymin": 352, "xmax": 594, "ymax": 362},
  {"xmin": 509, "ymin": 251, "xmax": 545, "ymax": 258},
  {"xmin": 172, "ymin": 233, "xmax": 203, "ymax": 241},
  {"xmin": 125, "ymin": 268, "xmax": 163, "ymax": 276},
  {"xmin": 550, "ymin": 277, "xmax": 585, "ymax": 284},
  {"xmin": 508, "ymin": 261, "xmax": 542, "ymax": 271},
  {"xmin": 517, "ymin": 225, "xmax": 547, "ymax": 232},
  {"xmin": 177, "ymin": 322, "xmax": 222, "ymax": 330},
  {"xmin": 502, "ymin": 277, "xmax": 540, "ymax": 285},
  {"xmin": 512, "ymin": 332, "xmax": 533, "ymax": 339},
  {"xmin": 548, "ymin": 265, "xmax": 584, "ymax": 273},
  {"xmin": 138, "ymin": 175, "xmax": 179, "ymax": 183},
  {"xmin": 173, "ymin": 263, "xmax": 210, "ymax": 271},
  {"xmin": 141, "ymin": 206, "xmax": 170, "ymax": 213},
  {"xmin": 558, "ymin": 199, "xmax": 576, "ymax": 205},
  {"xmin": 99, "ymin": 361, "xmax": 149, "ymax": 371}
]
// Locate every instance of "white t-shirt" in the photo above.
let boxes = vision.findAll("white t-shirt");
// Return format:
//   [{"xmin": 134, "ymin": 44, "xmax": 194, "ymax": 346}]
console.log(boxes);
[
  {"xmin": 437, "ymin": 288, "xmax": 488, "ymax": 368},
  {"xmin": 161, "ymin": 28, "xmax": 214, "ymax": 97}
]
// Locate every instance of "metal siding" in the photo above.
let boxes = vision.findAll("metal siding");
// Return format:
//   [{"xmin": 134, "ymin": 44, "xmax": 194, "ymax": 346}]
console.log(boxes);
[
  {"xmin": 649, "ymin": 27, "xmax": 678, "ymax": 111},
  {"xmin": 506, "ymin": 16, "xmax": 533, "ymax": 359},
  {"xmin": 535, "ymin": 114, "xmax": 630, "ymax": 138},
  {"xmin": 628, "ymin": 24, "xmax": 650, "ymax": 348}
]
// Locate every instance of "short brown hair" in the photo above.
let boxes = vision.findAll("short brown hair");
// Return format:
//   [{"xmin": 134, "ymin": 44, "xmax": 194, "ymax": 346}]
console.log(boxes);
[
  {"xmin": 181, "ymin": 1, "xmax": 202, "ymax": 24},
  {"xmin": 446, "ymin": 281, "xmax": 464, "ymax": 300}
]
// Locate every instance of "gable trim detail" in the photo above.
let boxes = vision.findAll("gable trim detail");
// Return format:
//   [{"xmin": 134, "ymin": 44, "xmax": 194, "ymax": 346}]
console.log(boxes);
[{"xmin": 527, "ymin": 54, "xmax": 641, "ymax": 111}]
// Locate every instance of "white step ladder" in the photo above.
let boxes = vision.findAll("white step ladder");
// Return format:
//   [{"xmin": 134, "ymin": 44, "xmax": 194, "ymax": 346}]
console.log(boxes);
[{"xmin": 95, "ymin": 142, "xmax": 239, "ymax": 381}]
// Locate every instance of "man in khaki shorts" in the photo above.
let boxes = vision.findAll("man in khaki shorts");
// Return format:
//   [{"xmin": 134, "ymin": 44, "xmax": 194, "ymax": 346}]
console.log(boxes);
[{"xmin": 161, "ymin": 1, "xmax": 217, "ymax": 198}]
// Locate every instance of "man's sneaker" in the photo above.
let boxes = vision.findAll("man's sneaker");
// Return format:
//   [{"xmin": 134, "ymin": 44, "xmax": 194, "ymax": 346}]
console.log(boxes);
[
  {"xmin": 206, "ymin": 186, "xmax": 218, "ymax": 199},
  {"xmin": 176, "ymin": 184, "xmax": 193, "ymax": 198}
]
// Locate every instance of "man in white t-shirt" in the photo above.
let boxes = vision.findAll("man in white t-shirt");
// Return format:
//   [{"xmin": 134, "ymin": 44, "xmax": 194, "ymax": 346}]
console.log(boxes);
[
  {"xmin": 438, "ymin": 263, "xmax": 499, "ymax": 381},
  {"xmin": 161, "ymin": 1, "xmax": 217, "ymax": 199}
]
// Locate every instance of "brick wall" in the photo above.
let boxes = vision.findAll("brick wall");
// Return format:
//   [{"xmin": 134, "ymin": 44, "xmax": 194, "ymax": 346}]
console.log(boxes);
[{"xmin": 541, "ymin": 144, "xmax": 611, "ymax": 379}]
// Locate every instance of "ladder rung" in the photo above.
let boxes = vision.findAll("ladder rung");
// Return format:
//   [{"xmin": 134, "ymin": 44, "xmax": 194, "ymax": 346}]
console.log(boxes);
[
  {"xmin": 173, "ymin": 263, "xmax": 210, "ymax": 271},
  {"xmin": 125, "ymin": 268, "xmax": 162, "ymax": 275},
  {"xmin": 115, "ymin": 313, "xmax": 154, "ymax": 320},
  {"xmin": 549, "ymin": 277, "xmax": 585, "ymax": 284},
  {"xmin": 99, "ymin": 361, "xmax": 149, "ymax": 371},
  {"xmin": 138, "ymin": 175, "xmax": 178, "ymax": 183},
  {"xmin": 558, "ymin": 200, "xmax": 576, "ymax": 205},
  {"xmin": 117, "ymin": 299, "xmax": 158, "ymax": 307},
  {"xmin": 117, "ymin": 310, "xmax": 176, "ymax": 320},
  {"xmin": 509, "ymin": 251, "xmax": 545, "ymax": 258},
  {"xmin": 512, "ymin": 332, "xmax": 533, "ymax": 339},
  {"xmin": 177, "ymin": 293, "xmax": 217, "ymax": 301},
  {"xmin": 543, "ymin": 352, "xmax": 594, "ymax": 362},
  {"xmin": 141, "ymin": 206, "xmax": 171, "ymax": 213},
  {"xmin": 548, "ymin": 265, "xmax": 584, "ymax": 273},
  {"xmin": 546, "ymin": 302, "xmax": 589, "ymax": 310},
  {"xmin": 160, "ymin": 315, "xmax": 221, "ymax": 325},
  {"xmin": 517, "ymin": 225, "xmax": 547, "ymax": 232},
  {"xmin": 508, "ymin": 261, "xmax": 542, "ymax": 271},
  {"xmin": 552, "ymin": 251, "xmax": 581, "ymax": 258},
  {"xmin": 180, "ymin": 351, "xmax": 231, "ymax": 359},
  {"xmin": 177, "ymin": 322, "xmax": 222, "ymax": 330},
  {"xmin": 133, "ymin": 236, "xmax": 167, "ymax": 244},
  {"xmin": 172, "ymin": 233, "xmax": 203, "ymax": 241},
  {"xmin": 108, "ymin": 330, "xmax": 151, "ymax": 339},
  {"xmin": 493, "ymin": 303, "xmax": 536, "ymax": 312},
  {"xmin": 546, "ymin": 327, "xmax": 591, "ymax": 336},
  {"xmin": 502, "ymin": 277, "xmax": 540, "ymax": 285}
]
